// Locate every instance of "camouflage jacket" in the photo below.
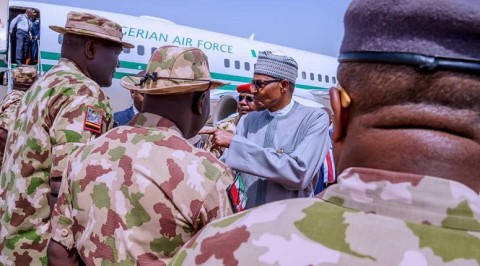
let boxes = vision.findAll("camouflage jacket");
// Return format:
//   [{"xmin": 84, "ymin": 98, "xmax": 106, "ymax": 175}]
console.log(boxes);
[
  {"xmin": 50, "ymin": 113, "xmax": 234, "ymax": 265},
  {"xmin": 203, "ymin": 113, "xmax": 239, "ymax": 158},
  {"xmin": 0, "ymin": 90, "xmax": 25, "ymax": 170},
  {"xmin": 0, "ymin": 58, "xmax": 113, "ymax": 266},
  {"xmin": 0, "ymin": 90, "xmax": 25, "ymax": 130},
  {"xmin": 170, "ymin": 167, "xmax": 480, "ymax": 266}
]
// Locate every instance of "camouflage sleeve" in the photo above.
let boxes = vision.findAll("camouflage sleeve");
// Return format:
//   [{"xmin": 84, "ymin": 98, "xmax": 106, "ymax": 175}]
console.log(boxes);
[
  {"xmin": 202, "ymin": 116, "xmax": 238, "ymax": 159},
  {"xmin": 50, "ymin": 159, "xmax": 76, "ymax": 250},
  {"xmin": 194, "ymin": 167, "xmax": 235, "ymax": 230},
  {"xmin": 0, "ymin": 93, "xmax": 22, "ymax": 131},
  {"xmin": 0, "ymin": 94, "xmax": 22, "ymax": 170},
  {"xmin": 49, "ymin": 91, "xmax": 113, "ymax": 177},
  {"xmin": 0, "ymin": 105, "xmax": 19, "ymax": 130},
  {"xmin": 203, "ymin": 134, "xmax": 223, "ymax": 159}
]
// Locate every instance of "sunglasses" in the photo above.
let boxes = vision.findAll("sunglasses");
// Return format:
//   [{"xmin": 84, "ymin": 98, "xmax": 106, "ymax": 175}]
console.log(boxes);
[
  {"xmin": 238, "ymin": 95, "xmax": 254, "ymax": 102},
  {"xmin": 251, "ymin": 79, "xmax": 282, "ymax": 90}
]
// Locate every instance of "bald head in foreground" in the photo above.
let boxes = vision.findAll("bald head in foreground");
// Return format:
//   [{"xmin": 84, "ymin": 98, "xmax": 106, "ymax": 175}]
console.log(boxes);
[{"xmin": 170, "ymin": 0, "xmax": 480, "ymax": 265}]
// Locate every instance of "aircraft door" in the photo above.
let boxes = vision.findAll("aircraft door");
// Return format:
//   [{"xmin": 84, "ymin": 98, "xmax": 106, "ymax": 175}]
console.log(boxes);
[
  {"xmin": 8, "ymin": 6, "xmax": 40, "ymax": 66},
  {"xmin": 212, "ymin": 94, "xmax": 238, "ymax": 126},
  {"xmin": 0, "ymin": 0, "xmax": 9, "ymax": 95}
]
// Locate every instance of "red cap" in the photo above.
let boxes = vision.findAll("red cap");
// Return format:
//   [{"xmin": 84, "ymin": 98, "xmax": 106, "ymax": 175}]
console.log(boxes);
[{"xmin": 236, "ymin": 83, "xmax": 252, "ymax": 93}]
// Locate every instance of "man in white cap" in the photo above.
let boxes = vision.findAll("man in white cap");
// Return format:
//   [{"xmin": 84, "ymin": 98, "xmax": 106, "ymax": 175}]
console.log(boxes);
[{"xmin": 206, "ymin": 51, "xmax": 330, "ymax": 209}]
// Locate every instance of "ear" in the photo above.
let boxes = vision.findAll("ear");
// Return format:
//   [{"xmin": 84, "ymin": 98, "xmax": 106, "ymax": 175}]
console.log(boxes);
[
  {"xmin": 280, "ymin": 80, "xmax": 289, "ymax": 93},
  {"xmin": 84, "ymin": 39, "xmax": 96, "ymax": 60},
  {"xmin": 192, "ymin": 91, "xmax": 207, "ymax": 115},
  {"xmin": 329, "ymin": 86, "xmax": 350, "ymax": 143}
]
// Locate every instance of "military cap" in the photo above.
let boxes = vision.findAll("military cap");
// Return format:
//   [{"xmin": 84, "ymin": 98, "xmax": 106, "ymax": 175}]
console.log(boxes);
[
  {"xmin": 120, "ymin": 45, "xmax": 228, "ymax": 95},
  {"xmin": 50, "ymin": 11, "xmax": 134, "ymax": 48},
  {"xmin": 339, "ymin": 0, "xmax": 480, "ymax": 74},
  {"xmin": 12, "ymin": 66, "xmax": 37, "ymax": 89},
  {"xmin": 254, "ymin": 51, "xmax": 298, "ymax": 84},
  {"xmin": 236, "ymin": 83, "xmax": 251, "ymax": 93}
]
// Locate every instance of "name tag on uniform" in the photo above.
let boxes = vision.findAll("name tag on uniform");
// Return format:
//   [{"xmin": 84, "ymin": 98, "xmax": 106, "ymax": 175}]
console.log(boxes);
[{"xmin": 84, "ymin": 105, "xmax": 103, "ymax": 134}]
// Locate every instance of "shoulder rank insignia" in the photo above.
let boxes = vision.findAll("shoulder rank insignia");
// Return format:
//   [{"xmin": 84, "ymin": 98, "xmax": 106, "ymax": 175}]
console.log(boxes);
[{"xmin": 84, "ymin": 105, "xmax": 104, "ymax": 134}]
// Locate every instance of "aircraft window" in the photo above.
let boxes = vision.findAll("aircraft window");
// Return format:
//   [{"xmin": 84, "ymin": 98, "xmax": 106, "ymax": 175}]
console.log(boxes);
[
  {"xmin": 332, "ymin": 76, "xmax": 337, "ymax": 84},
  {"xmin": 137, "ymin": 45, "xmax": 145, "ymax": 56},
  {"xmin": 325, "ymin": 75, "xmax": 330, "ymax": 83},
  {"xmin": 317, "ymin": 74, "xmax": 322, "ymax": 82},
  {"xmin": 310, "ymin": 73, "xmax": 314, "ymax": 80},
  {"xmin": 235, "ymin": 60, "xmax": 240, "ymax": 69},
  {"xmin": 224, "ymin": 59, "xmax": 230, "ymax": 68},
  {"xmin": 151, "ymin": 47, "xmax": 156, "ymax": 55},
  {"xmin": 302, "ymin": 71, "xmax": 306, "ymax": 79},
  {"xmin": 57, "ymin": 34, "xmax": 63, "ymax": 44},
  {"xmin": 123, "ymin": 48, "xmax": 130, "ymax": 54},
  {"xmin": 245, "ymin": 62, "xmax": 250, "ymax": 71}
]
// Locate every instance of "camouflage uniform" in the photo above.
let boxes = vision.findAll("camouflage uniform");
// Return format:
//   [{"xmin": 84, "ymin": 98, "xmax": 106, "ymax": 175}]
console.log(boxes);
[
  {"xmin": 0, "ymin": 90, "xmax": 25, "ymax": 128},
  {"xmin": 50, "ymin": 113, "xmax": 234, "ymax": 265},
  {"xmin": 203, "ymin": 114, "xmax": 240, "ymax": 158},
  {"xmin": 0, "ymin": 58, "xmax": 113, "ymax": 265},
  {"xmin": 0, "ymin": 90, "xmax": 24, "ymax": 170},
  {"xmin": 170, "ymin": 167, "xmax": 480, "ymax": 266},
  {"xmin": 0, "ymin": 66, "xmax": 38, "ymax": 170}
]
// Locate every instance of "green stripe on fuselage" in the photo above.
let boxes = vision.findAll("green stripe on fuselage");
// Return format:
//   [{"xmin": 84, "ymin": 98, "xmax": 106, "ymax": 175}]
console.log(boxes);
[
  {"xmin": 40, "ymin": 51, "xmax": 60, "ymax": 60},
  {"xmin": 31, "ymin": 51, "xmax": 328, "ymax": 91}
]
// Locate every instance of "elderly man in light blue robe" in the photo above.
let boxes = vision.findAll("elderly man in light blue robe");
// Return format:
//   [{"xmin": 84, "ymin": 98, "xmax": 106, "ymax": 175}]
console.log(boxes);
[{"xmin": 205, "ymin": 51, "xmax": 330, "ymax": 209}]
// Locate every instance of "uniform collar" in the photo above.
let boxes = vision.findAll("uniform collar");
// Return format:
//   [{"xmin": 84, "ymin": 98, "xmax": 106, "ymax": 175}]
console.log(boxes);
[{"xmin": 320, "ymin": 167, "xmax": 480, "ymax": 231}]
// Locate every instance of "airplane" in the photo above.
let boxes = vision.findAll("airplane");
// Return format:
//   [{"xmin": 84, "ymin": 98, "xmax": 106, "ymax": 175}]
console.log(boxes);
[{"xmin": 0, "ymin": 0, "xmax": 339, "ymax": 125}]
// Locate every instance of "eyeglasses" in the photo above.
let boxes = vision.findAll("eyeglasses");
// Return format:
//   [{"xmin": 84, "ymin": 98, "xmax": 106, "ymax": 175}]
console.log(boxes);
[
  {"xmin": 251, "ymin": 79, "xmax": 282, "ymax": 90},
  {"xmin": 238, "ymin": 95, "xmax": 254, "ymax": 102}
]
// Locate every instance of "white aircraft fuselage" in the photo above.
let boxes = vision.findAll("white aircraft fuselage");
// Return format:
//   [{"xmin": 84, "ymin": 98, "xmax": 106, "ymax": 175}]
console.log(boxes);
[{"xmin": 0, "ymin": 0, "xmax": 338, "ymax": 113}]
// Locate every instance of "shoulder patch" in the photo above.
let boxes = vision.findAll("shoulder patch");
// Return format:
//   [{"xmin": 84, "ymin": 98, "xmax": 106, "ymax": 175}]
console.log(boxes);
[{"xmin": 84, "ymin": 105, "xmax": 104, "ymax": 134}]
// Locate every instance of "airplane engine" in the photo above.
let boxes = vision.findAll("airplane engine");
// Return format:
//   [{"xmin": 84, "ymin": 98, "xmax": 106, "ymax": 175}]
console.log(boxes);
[{"xmin": 212, "ymin": 94, "xmax": 238, "ymax": 126}]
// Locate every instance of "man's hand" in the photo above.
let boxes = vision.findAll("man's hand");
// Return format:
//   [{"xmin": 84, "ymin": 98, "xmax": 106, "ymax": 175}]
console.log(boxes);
[{"xmin": 199, "ymin": 128, "xmax": 234, "ymax": 148}]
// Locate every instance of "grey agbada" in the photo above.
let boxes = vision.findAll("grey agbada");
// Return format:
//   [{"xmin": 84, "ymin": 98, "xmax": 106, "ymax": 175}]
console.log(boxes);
[
  {"xmin": 221, "ymin": 51, "xmax": 330, "ymax": 208},
  {"xmin": 223, "ymin": 102, "xmax": 329, "ymax": 207}
]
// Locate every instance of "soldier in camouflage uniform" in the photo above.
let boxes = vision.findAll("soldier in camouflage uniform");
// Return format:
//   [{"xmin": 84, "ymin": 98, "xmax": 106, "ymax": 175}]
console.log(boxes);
[
  {"xmin": 0, "ymin": 66, "xmax": 37, "ymax": 170},
  {"xmin": 47, "ymin": 45, "xmax": 234, "ymax": 265},
  {"xmin": 170, "ymin": 0, "xmax": 480, "ymax": 265},
  {"xmin": 203, "ymin": 83, "xmax": 257, "ymax": 158},
  {"xmin": 0, "ymin": 12, "xmax": 133, "ymax": 265}
]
